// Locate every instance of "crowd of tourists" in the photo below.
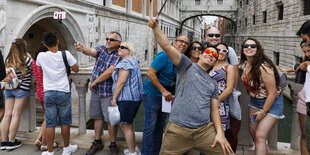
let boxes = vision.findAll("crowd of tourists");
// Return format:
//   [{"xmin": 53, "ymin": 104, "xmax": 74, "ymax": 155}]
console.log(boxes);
[{"xmin": 0, "ymin": 18, "xmax": 310, "ymax": 155}]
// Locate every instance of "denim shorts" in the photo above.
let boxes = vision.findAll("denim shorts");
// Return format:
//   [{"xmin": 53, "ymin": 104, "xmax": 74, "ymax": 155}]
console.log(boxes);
[
  {"xmin": 4, "ymin": 89, "xmax": 30, "ymax": 99},
  {"xmin": 118, "ymin": 100, "xmax": 141, "ymax": 124},
  {"xmin": 44, "ymin": 90, "xmax": 72, "ymax": 128},
  {"xmin": 249, "ymin": 94, "xmax": 284, "ymax": 119}
]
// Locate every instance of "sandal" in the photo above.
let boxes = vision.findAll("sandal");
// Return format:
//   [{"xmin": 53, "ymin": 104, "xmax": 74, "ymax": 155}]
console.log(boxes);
[
  {"xmin": 34, "ymin": 139, "xmax": 42, "ymax": 147},
  {"xmin": 40, "ymin": 141, "xmax": 59, "ymax": 151}
]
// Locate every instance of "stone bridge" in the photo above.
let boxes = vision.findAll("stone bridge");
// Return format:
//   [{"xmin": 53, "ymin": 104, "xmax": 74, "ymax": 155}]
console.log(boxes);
[{"xmin": 179, "ymin": 0, "xmax": 238, "ymax": 31}]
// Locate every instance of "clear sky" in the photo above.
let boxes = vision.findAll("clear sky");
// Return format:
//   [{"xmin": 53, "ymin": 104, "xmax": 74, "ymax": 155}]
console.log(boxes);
[{"xmin": 203, "ymin": 16, "xmax": 218, "ymax": 26}]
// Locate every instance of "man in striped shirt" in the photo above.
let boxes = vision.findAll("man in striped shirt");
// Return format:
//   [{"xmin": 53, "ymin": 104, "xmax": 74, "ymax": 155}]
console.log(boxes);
[{"xmin": 75, "ymin": 31, "xmax": 121, "ymax": 155}]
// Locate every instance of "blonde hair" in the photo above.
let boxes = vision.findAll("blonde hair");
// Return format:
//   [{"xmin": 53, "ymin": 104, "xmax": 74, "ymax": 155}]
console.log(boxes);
[
  {"xmin": 122, "ymin": 42, "xmax": 135, "ymax": 57},
  {"xmin": 5, "ymin": 38, "xmax": 28, "ymax": 75}
]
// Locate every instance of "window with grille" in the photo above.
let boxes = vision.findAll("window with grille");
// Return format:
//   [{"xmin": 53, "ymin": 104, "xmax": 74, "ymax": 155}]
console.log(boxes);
[
  {"xmin": 273, "ymin": 52, "xmax": 280, "ymax": 66},
  {"xmin": 277, "ymin": 4, "xmax": 284, "ymax": 20},
  {"xmin": 304, "ymin": 0, "xmax": 310, "ymax": 15},
  {"xmin": 195, "ymin": 0, "xmax": 200, "ymax": 5},
  {"xmin": 263, "ymin": 11, "xmax": 267, "ymax": 23},
  {"xmin": 217, "ymin": 0, "xmax": 223, "ymax": 5},
  {"xmin": 252, "ymin": 15, "xmax": 255, "ymax": 25}
]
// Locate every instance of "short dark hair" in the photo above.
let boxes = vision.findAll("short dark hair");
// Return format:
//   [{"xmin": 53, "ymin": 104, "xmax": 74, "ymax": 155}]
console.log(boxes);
[
  {"xmin": 43, "ymin": 31, "xmax": 58, "ymax": 48},
  {"xmin": 297, "ymin": 20, "xmax": 310, "ymax": 37}
]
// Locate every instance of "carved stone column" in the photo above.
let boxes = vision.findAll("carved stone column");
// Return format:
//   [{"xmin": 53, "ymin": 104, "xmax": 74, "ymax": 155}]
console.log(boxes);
[
  {"xmin": 71, "ymin": 74, "xmax": 90, "ymax": 135},
  {"xmin": 19, "ymin": 74, "xmax": 36, "ymax": 132},
  {"xmin": 288, "ymin": 80, "xmax": 303, "ymax": 151}
]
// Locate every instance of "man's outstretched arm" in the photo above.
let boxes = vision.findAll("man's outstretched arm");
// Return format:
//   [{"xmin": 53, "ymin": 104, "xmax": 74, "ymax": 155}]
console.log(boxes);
[{"xmin": 148, "ymin": 17, "xmax": 181, "ymax": 66}]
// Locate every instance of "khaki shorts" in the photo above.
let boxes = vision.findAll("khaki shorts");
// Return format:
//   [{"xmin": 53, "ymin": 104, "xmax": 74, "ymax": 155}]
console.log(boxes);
[
  {"xmin": 89, "ymin": 92, "xmax": 112, "ymax": 122},
  {"xmin": 160, "ymin": 121, "xmax": 224, "ymax": 155}
]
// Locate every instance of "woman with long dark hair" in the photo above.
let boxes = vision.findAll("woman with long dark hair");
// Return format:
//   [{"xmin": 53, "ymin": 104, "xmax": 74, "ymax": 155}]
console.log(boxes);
[
  {"xmin": 184, "ymin": 41, "xmax": 204, "ymax": 63},
  {"xmin": 241, "ymin": 38, "xmax": 284, "ymax": 155}
]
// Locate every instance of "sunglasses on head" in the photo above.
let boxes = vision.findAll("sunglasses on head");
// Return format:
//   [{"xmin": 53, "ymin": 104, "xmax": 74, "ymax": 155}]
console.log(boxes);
[
  {"xmin": 207, "ymin": 33, "xmax": 221, "ymax": 38},
  {"xmin": 217, "ymin": 48, "xmax": 228, "ymax": 53},
  {"xmin": 204, "ymin": 49, "xmax": 218, "ymax": 59},
  {"xmin": 119, "ymin": 46, "xmax": 128, "ymax": 49},
  {"xmin": 106, "ymin": 38, "xmax": 119, "ymax": 42},
  {"xmin": 175, "ymin": 39, "xmax": 189, "ymax": 46},
  {"xmin": 301, "ymin": 42, "xmax": 310, "ymax": 47},
  {"xmin": 190, "ymin": 46, "xmax": 203, "ymax": 51},
  {"xmin": 242, "ymin": 44, "xmax": 257, "ymax": 48}
]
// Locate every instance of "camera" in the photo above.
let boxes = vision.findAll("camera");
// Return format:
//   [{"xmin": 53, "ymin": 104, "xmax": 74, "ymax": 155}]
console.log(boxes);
[{"xmin": 294, "ymin": 63, "xmax": 306, "ymax": 84}]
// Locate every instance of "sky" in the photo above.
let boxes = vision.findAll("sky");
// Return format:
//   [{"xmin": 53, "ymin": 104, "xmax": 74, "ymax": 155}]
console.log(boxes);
[{"xmin": 203, "ymin": 16, "xmax": 218, "ymax": 26}]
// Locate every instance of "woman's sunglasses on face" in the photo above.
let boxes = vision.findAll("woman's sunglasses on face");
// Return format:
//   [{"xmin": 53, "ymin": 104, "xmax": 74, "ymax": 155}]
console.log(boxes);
[
  {"xmin": 119, "ymin": 46, "xmax": 128, "ymax": 49},
  {"xmin": 190, "ymin": 46, "xmax": 203, "ymax": 51},
  {"xmin": 217, "ymin": 48, "xmax": 228, "ymax": 53},
  {"xmin": 242, "ymin": 44, "xmax": 257, "ymax": 48},
  {"xmin": 204, "ymin": 49, "xmax": 218, "ymax": 59}
]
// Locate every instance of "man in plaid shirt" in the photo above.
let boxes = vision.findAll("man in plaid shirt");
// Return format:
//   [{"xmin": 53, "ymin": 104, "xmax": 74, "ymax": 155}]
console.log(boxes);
[{"xmin": 75, "ymin": 32, "xmax": 121, "ymax": 155}]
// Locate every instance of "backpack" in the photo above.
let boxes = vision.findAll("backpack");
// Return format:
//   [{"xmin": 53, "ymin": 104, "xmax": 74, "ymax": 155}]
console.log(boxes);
[{"xmin": 61, "ymin": 50, "xmax": 71, "ymax": 76}]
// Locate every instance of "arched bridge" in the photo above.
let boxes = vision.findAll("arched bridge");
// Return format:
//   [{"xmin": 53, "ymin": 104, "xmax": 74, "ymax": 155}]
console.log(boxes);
[{"xmin": 179, "ymin": 0, "xmax": 238, "ymax": 31}]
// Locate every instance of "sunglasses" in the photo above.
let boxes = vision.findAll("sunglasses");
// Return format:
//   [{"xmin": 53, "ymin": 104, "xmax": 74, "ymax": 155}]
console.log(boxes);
[
  {"xmin": 243, "ymin": 44, "xmax": 257, "ymax": 48},
  {"xmin": 301, "ymin": 42, "xmax": 310, "ymax": 47},
  {"xmin": 119, "ymin": 46, "xmax": 128, "ymax": 49},
  {"xmin": 217, "ymin": 48, "xmax": 228, "ymax": 53},
  {"xmin": 204, "ymin": 49, "xmax": 218, "ymax": 59},
  {"xmin": 106, "ymin": 38, "xmax": 119, "ymax": 42},
  {"xmin": 207, "ymin": 33, "xmax": 221, "ymax": 38},
  {"xmin": 190, "ymin": 46, "xmax": 203, "ymax": 51},
  {"xmin": 175, "ymin": 40, "xmax": 189, "ymax": 46}
]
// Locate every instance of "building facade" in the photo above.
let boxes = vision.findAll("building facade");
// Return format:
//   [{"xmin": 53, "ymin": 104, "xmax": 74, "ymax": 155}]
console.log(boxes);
[
  {"xmin": 0, "ymin": 0, "xmax": 202, "ymax": 68},
  {"xmin": 225, "ymin": 0, "xmax": 310, "ymax": 70}
]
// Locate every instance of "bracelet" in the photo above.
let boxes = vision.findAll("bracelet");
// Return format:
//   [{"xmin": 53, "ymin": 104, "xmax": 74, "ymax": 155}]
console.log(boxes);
[{"xmin": 262, "ymin": 109, "xmax": 268, "ymax": 114}]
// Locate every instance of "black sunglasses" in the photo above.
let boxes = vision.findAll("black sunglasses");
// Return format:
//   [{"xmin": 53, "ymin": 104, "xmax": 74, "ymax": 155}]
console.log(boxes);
[
  {"xmin": 217, "ymin": 48, "xmax": 228, "ymax": 53},
  {"xmin": 119, "ymin": 46, "xmax": 128, "ymax": 49},
  {"xmin": 190, "ymin": 46, "xmax": 203, "ymax": 51},
  {"xmin": 207, "ymin": 33, "xmax": 221, "ymax": 38},
  {"xmin": 243, "ymin": 44, "xmax": 257, "ymax": 48},
  {"xmin": 106, "ymin": 38, "xmax": 119, "ymax": 42},
  {"xmin": 175, "ymin": 40, "xmax": 189, "ymax": 46}
]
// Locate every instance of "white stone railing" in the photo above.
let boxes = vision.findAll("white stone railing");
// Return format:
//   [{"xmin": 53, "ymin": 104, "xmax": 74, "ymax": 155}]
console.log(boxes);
[{"xmin": 19, "ymin": 68, "xmax": 301, "ymax": 151}]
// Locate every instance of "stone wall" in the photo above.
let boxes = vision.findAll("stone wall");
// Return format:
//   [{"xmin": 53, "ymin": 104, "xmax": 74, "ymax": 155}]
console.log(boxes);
[{"xmin": 225, "ymin": 0, "xmax": 310, "ymax": 69}]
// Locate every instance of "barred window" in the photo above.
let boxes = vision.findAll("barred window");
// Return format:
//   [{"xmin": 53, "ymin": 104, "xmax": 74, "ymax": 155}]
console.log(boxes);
[
  {"xmin": 304, "ymin": 0, "xmax": 310, "ymax": 15},
  {"xmin": 277, "ymin": 4, "xmax": 284, "ymax": 20},
  {"xmin": 263, "ymin": 11, "xmax": 267, "ymax": 23},
  {"xmin": 195, "ymin": 0, "xmax": 200, "ymax": 5},
  {"xmin": 217, "ymin": 0, "xmax": 223, "ymax": 5}
]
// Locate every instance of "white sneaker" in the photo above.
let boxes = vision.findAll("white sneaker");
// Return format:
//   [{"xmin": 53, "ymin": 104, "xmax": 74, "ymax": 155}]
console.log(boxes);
[
  {"xmin": 62, "ymin": 144, "xmax": 78, "ymax": 155},
  {"xmin": 123, "ymin": 146, "xmax": 140, "ymax": 155},
  {"xmin": 41, "ymin": 151, "xmax": 54, "ymax": 155}
]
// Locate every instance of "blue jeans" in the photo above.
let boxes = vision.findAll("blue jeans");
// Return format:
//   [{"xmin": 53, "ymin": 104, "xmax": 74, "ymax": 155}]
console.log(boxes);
[
  {"xmin": 142, "ymin": 94, "xmax": 167, "ymax": 155},
  {"xmin": 44, "ymin": 91, "xmax": 72, "ymax": 128}
]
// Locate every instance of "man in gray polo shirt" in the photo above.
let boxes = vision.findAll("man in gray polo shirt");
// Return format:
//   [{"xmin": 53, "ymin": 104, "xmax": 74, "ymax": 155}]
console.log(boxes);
[{"xmin": 148, "ymin": 18, "xmax": 233, "ymax": 155}]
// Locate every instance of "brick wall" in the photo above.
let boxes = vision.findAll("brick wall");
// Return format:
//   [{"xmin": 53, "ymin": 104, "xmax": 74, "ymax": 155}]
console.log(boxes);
[
  {"xmin": 132, "ymin": 0, "xmax": 142, "ymax": 13},
  {"xmin": 112, "ymin": 0, "xmax": 125, "ymax": 7}
]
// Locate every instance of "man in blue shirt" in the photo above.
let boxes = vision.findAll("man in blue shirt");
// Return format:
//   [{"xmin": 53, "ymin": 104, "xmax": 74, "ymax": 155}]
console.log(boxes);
[{"xmin": 142, "ymin": 34, "xmax": 189, "ymax": 155}]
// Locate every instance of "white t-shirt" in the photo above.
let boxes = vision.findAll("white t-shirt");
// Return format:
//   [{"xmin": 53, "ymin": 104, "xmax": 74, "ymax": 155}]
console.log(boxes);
[
  {"xmin": 305, "ymin": 65, "xmax": 310, "ymax": 102},
  {"xmin": 36, "ymin": 50, "xmax": 77, "ymax": 92}
]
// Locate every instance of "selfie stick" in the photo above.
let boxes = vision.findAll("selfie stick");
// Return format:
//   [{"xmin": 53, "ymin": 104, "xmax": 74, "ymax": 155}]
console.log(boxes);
[{"xmin": 155, "ymin": 0, "xmax": 168, "ymax": 21}]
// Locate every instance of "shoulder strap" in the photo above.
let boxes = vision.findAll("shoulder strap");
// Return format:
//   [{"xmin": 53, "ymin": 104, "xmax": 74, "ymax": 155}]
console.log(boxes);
[
  {"xmin": 180, "ymin": 63, "xmax": 192, "ymax": 97},
  {"xmin": 225, "ymin": 64, "xmax": 228, "ymax": 77},
  {"xmin": 61, "ymin": 50, "xmax": 70, "ymax": 76}
]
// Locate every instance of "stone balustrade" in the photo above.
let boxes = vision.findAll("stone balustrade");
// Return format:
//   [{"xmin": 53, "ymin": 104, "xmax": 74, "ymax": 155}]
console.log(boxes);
[{"xmin": 19, "ymin": 68, "xmax": 302, "ymax": 151}]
